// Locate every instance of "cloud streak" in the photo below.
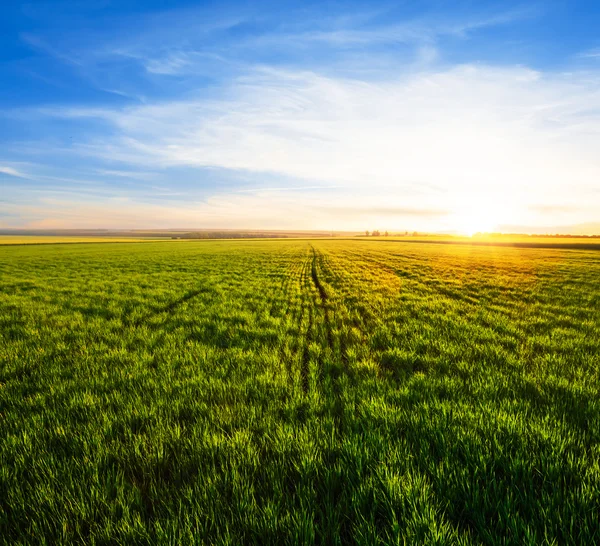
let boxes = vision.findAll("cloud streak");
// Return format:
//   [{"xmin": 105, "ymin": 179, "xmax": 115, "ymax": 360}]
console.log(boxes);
[
  {"xmin": 579, "ymin": 48, "xmax": 600, "ymax": 59},
  {"xmin": 0, "ymin": 166, "xmax": 26, "ymax": 178},
  {"xmin": 37, "ymin": 64, "xmax": 600, "ymax": 210}
]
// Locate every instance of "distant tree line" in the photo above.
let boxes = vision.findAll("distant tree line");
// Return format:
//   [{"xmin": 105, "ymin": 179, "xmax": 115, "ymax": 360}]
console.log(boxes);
[
  {"xmin": 362, "ymin": 231, "xmax": 424, "ymax": 237},
  {"xmin": 364, "ymin": 230, "xmax": 389, "ymax": 237}
]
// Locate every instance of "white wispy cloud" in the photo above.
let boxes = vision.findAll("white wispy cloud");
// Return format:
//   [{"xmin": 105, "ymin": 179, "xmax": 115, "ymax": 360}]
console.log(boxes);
[
  {"xmin": 43, "ymin": 65, "xmax": 600, "ymax": 184},
  {"xmin": 25, "ymin": 60, "xmax": 600, "ymax": 231},
  {"xmin": 19, "ymin": 3, "xmax": 533, "ymax": 80},
  {"xmin": 0, "ymin": 166, "xmax": 26, "ymax": 178},
  {"xmin": 254, "ymin": 6, "xmax": 535, "ymax": 48},
  {"xmin": 144, "ymin": 52, "xmax": 194, "ymax": 75},
  {"xmin": 96, "ymin": 169, "xmax": 156, "ymax": 180},
  {"xmin": 579, "ymin": 48, "xmax": 600, "ymax": 59}
]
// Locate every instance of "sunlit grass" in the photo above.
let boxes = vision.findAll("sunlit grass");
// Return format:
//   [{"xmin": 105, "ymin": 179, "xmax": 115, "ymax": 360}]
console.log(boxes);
[{"xmin": 1, "ymin": 239, "xmax": 598, "ymax": 544}]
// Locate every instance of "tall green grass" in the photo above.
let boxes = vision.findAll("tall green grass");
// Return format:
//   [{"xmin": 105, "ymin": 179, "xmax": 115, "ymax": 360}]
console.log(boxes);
[{"xmin": 1, "ymin": 240, "xmax": 598, "ymax": 544}]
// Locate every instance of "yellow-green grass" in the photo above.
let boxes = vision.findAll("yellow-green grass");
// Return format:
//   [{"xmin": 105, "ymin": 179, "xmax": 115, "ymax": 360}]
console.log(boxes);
[
  {"xmin": 0, "ymin": 236, "xmax": 162, "ymax": 245},
  {"xmin": 1, "ymin": 239, "xmax": 598, "ymax": 544},
  {"xmin": 366, "ymin": 234, "xmax": 600, "ymax": 246}
]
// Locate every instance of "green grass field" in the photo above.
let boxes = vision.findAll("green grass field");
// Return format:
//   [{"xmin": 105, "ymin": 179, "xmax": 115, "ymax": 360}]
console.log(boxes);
[
  {"xmin": 1, "ymin": 239, "xmax": 599, "ymax": 544},
  {"xmin": 0, "ymin": 236, "xmax": 160, "ymax": 245}
]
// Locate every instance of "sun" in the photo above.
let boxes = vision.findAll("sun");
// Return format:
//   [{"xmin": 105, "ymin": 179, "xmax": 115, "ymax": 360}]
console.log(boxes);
[
  {"xmin": 451, "ymin": 194, "xmax": 514, "ymax": 236},
  {"xmin": 460, "ymin": 210, "xmax": 498, "ymax": 236}
]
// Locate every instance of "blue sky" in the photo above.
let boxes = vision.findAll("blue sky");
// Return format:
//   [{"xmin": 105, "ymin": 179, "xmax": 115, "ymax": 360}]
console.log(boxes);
[{"xmin": 2, "ymin": 0, "xmax": 600, "ymax": 233}]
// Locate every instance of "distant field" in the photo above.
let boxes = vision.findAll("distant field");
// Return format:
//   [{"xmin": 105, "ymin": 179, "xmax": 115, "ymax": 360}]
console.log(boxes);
[
  {"xmin": 3, "ymin": 233, "xmax": 599, "ymax": 249},
  {"xmin": 364, "ymin": 235, "xmax": 600, "ymax": 250},
  {"xmin": 1, "ymin": 239, "xmax": 599, "ymax": 544},
  {"xmin": 0, "ymin": 236, "xmax": 159, "ymax": 245}
]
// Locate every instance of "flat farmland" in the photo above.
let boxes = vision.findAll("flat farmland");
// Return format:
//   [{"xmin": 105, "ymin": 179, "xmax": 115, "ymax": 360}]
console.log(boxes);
[
  {"xmin": 1, "ymin": 239, "xmax": 599, "ymax": 545},
  {"xmin": 0, "ymin": 236, "xmax": 158, "ymax": 246}
]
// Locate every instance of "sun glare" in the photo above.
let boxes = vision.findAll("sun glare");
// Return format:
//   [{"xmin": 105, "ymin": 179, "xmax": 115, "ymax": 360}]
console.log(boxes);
[
  {"xmin": 451, "ymin": 195, "xmax": 513, "ymax": 236},
  {"xmin": 462, "ymin": 212, "xmax": 497, "ymax": 236}
]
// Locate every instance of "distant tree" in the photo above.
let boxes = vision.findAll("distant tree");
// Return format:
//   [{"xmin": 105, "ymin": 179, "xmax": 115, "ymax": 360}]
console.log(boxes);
[
  {"xmin": 372, "ymin": 230, "xmax": 380, "ymax": 237},
  {"xmin": 365, "ymin": 230, "xmax": 370, "ymax": 237},
  {"xmin": 384, "ymin": 231, "xmax": 389, "ymax": 237},
  {"xmin": 412, "ymin": 231, "xmax": 418, "ymax": 237}
]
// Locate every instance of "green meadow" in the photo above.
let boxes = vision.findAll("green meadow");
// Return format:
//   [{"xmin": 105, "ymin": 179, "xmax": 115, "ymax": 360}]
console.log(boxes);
[
  {"xmin": 0, "ymin": 236, "xmax": 155, "ymax": 246},
  {"xmin": 1, "ymin": 239, "xmax": 599, "ymax": 545}
]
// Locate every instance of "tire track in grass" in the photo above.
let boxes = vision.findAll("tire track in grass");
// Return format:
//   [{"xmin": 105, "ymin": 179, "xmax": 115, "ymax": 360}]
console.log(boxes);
[
  {"xmin": 282, "ymin": 255, "xmax": 307, "ymax": 388},
  {"xmin": 310, "ymin": 247, "xmax": 330, "ymax": 393},
  {"xmin": 309, "ymin": 245, "xmax": 344, "ymax": 419},
  {"xmin": 276, "ymin": 248, "xmax": 313, "ymax": 396},
  {"xmin": 128, "ymin": 287, "xmax": 210, "ymax": 328},
  {"xmin": 279, "ymin": 245, "xmax": 338, "ymax": 400},
  {"xmin": 317, "ymin": 250, "xmax": 351, "ymax": 373},
  {"xmin": 311, "ymin": 247, "xmax": 334, "ymax": 350},
  {"xmin": 300, "ymin": 248, "xmax": 317, "ymax": 397},
  {"xmin": 310, "ymin": 244, "xmax": 354, "ymax": 544}
]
